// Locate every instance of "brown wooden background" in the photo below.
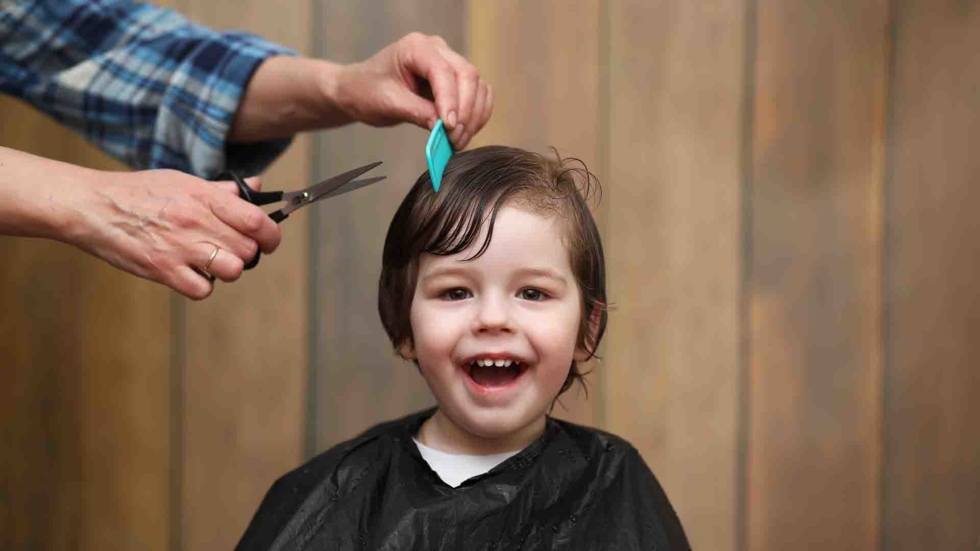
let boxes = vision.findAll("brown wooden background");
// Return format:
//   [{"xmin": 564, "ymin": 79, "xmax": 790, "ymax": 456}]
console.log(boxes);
[{"xmin": 2, "ymin": 1, "xmax": 977, "ymax": 550}]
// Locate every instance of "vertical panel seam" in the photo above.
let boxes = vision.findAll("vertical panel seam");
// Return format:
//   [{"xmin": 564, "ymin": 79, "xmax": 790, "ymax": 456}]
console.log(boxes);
[
  {"xmin": 305, "ymin": 0, "xmax": 324, "ymax": 461},
  {"xmin": 737, "ymin": 0, "xmax": 759, "ymax": 550},
  {"xmin": 170, "ymin": 0, "xmax": 192, "ymax": 539},
  {"xmin": 595, "ymin": 0, "xmax": 611, "ymax": 431},
  {"xmin": 169, "ymin": 294, "xmax": 184, "ymax": 551},
  {"xmin": 880, "ymin": 0, "xmax": 899, "ymax": 549}
]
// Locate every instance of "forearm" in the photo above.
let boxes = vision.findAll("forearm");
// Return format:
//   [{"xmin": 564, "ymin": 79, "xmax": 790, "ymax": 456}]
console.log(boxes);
[
  {"xmin": 229, "ymin": 56, "xmax": 354, "ymax": 143},
  {"xmin": 2, "ymin": 1, "xmax": 294, "ymax": 176},
  {"xmin": 0, "ymin": 146, "xmax": 88, "ymax": 241}
]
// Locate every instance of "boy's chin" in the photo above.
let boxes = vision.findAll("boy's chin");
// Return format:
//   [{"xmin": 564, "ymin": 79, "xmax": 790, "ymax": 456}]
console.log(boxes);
[{"xmin": 446, "ymin": 406, "xmax": 548, "ymax": 449}]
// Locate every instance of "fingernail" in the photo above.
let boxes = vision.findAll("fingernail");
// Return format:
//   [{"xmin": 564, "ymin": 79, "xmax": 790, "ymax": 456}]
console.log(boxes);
[
  {"xmin": 447, "ymin": 111, "xmax": 457, "ymax": 128},
  {"xmin": 452, "ymin": 124, "xmax": 466, "ymax": 149}
]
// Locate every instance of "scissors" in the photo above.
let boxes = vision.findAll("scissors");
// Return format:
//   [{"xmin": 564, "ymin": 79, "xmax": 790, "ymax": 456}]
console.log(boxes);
[{"xmin": 216, "ymin": 161, "xmax": 385, "ymax": 270}]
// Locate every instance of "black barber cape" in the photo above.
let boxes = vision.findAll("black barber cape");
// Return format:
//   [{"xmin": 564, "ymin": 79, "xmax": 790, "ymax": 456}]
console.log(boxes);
[{"xmin": 236, "ymin": 408, "xmax": 690, "ymax": 551}]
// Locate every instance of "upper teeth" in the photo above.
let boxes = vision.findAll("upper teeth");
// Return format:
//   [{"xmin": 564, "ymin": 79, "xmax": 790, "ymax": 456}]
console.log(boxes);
[{"xmin": 473, "ymin": 358, "xmax": 515, "ymax": 367}]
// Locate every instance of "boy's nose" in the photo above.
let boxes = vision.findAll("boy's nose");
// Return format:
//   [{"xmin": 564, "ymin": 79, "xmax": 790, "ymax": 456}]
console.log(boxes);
[{"xmin": 473, "ymin": 293, "xmax": 513, "ymax": 333}]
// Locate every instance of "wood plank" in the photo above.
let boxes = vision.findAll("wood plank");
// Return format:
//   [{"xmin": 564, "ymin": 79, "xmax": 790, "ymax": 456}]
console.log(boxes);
[
  {"xmin": 884, "ymin": 2, "xmax": 980, "ymax": 549},
  {"xmin": 603, "ymin": 2, "xmax": 746, "ymax": 549},
  {"xmin": 746, "ymin": 1, "xmax": 888, "ymax": 549},
  {"xmin": 467, "ymin": 0, "xmax": 603, "ymax": 427},
  {"xmin": 308, "ymin": 1, "xmax": 465, "ymax": 454},
  {"xmin": 0, "ymin": 99, "xmax": 172, "ymax": 550},
  {"xmin": 171, "ymin": 2, "xmax": 312, "ymax": 549}
]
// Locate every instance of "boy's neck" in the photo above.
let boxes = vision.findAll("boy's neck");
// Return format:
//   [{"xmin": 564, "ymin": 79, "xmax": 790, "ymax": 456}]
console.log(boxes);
[{"xmin": 417, "ymin": 410, "xmax": 545, "ymax": 455}]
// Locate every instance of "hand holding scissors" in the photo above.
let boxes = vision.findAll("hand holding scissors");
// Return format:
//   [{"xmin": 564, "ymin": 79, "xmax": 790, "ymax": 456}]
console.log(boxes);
[{"xmin": 214, "ymin": 161, "xmax": 385, "ymax": 271}]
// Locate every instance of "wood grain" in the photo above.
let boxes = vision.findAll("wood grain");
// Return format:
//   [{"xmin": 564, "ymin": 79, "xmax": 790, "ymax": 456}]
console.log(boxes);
[
  {"xmin": 883, "ymin": 1, "xmax": 980, "ymax": 549},
  {"xmin": 308, "ymin": 1, "xmax": 464, "ymax": 452},
  {"xmin": 0, "ymin": 99, "xmax": 172, "ymax": 551},
  {"xmin": 6, "ymin": 2, "xmax": 980, "ymax": 549},
  {"xmin": 746, "ymin": 1, "xmax": 888, "ymax": 549},
  {"xmin": 603, "ymin": 2, "xmax": 746, "ymax": 549},
  {"xmin": 467, "ymin": 0, "xmax": 603, "ymax": 427},
  {"xmin": 169, "ymin": 1, "xmax": 312, "ymax": 549}
]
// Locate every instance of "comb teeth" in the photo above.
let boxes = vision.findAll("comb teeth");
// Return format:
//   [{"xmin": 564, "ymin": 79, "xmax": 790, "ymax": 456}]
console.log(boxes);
[{"xmin": 426, "ymin": 119, "xmax": 454, "ymax": 192}]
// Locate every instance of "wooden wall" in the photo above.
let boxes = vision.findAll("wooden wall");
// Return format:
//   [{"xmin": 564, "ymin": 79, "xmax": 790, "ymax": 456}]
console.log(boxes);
[
  {"xmin": 884, "ymin": 1, "xmax": 980, "ymax": 548},
  {"xmin": 2, "ymin": 1, "xmax": 977, "ymax": 550},
  {"xmin": 602, "ymin": 2, "xmax": 746, "ymax": 549},
  {"xmin": 311, "ymin": 1, "xmax": 979, "ymax": 550},
  {"xmin": 746, "ymin": 1, "xmax": 887, "ymax": 548},
  {"xmin": 0, "ymin": 90, "xmax": 173, "ymax": 551},
  {"xmin": 161, "ymin": 3, "xmax": 311, "ymax": 549},
  {"xmin": 0, "ymin": 1, "xmax": 310, "ymax": 550}
]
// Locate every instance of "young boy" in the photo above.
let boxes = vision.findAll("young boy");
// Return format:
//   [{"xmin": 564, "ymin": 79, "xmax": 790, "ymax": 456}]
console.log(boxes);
[{"xmin": 236, "ymin": 146, "xmax": 690, "ymax": 550}]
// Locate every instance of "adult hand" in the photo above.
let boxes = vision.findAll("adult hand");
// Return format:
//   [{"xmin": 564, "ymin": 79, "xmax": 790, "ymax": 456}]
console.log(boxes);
[
  {"xmin": 333, "ymin": 33, "xmax": 494, "ymax": 150},
  {"xmin": 73, "ymin": 170, "xmax": 282, "ymax": 300},
  {"xmin": 0, "ymin": 147, "xmax": 281, "ymax": 300},
  {"xmin": 229, "ymin": 33, "xmax": 494, "ymax": 150}
]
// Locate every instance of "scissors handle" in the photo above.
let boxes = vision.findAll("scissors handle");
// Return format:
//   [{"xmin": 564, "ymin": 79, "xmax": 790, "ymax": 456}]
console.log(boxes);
[
  {"xmin": 243, "ymin": 206, "xmax": 285, "ymax": 269},
  {"xmin": 215, "ymin": 170, "xmax": 284, "ymax": 270},
  {"xmin": 218, "ymin": 170, "xmax": 283, "ymax": 206},
  {"xmin": 213, "ymin": 164, "xmax": 384, "ymax": 271}
]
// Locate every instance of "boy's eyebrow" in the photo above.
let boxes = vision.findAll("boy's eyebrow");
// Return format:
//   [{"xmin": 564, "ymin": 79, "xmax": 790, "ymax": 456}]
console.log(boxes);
[
  {"xmin": 421, "ymin": 265, "xmax": 569, "ymax": 287},
  {"xmin": 512, "ymin": 267, "xmax": 569, "ymax": 287},
  {"xmin": 420, "ymin": 265, "xmax": 472, "ymax": 281}
]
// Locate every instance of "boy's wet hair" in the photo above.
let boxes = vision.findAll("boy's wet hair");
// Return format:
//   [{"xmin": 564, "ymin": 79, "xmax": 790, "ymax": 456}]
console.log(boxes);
[{"xmin": 378, "ymin": 145, "xmax": 608, "ymax": 398}]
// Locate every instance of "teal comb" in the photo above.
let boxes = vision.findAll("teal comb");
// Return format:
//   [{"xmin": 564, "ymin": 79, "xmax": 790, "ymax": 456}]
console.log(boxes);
[{"xmin": 425, "ymin": 119, "xmax": 454, "ymax": 192}]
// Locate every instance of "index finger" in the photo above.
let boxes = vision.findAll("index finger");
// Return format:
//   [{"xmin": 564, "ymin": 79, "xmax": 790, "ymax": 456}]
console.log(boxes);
[
  {"xmin": 433, "ymin": 43, "xmax": 480, "ymax": 129},
  {"xmin": 209, "ymin": 192, "xmax": 282, "ymax": 255},
  {"xmin": 401, "ymin": 35, "xmax": 459, "ymax": 129}
]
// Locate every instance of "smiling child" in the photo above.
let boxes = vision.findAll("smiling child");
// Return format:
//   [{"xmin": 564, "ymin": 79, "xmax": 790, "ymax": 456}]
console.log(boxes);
[{"xmin": 236, "ymin": 146, "xmax": 691, "ymax": 550}]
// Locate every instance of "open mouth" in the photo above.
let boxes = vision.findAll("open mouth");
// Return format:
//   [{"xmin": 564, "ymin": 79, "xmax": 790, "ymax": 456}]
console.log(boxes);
[{"xmin": 465, "ymin": 358, "xmax": 527, "ymax": 389}]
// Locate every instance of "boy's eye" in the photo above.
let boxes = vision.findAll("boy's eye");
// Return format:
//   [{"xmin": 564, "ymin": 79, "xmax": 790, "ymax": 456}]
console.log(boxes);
[
  {"xmin": 441, "ymin": 288, "xmax": 472, "ymax": 301},
  {"xmin": 519, "ymin": 288, "xmax": 548, "ymax": 301}
]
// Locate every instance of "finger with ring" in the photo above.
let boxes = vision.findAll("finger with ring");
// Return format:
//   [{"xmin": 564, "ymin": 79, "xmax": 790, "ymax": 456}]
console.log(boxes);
[
  {"xmin": 205, "ymin": 245, "xmax": 220, "ymax": 272},
  {"xmin": 197, "ymin": 243, "xmax": 245, "ymax": 283}
]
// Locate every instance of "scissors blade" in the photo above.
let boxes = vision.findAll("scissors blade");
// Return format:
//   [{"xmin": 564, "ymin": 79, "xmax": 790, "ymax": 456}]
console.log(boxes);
[
  {"xmin": 279, "ymin": 161, "xmax": 383, "ymax": 216},
  {"xmin": 313, "ymin": 176, "xmax": 386, "ymax": 203},
  {"xmin": 307, "ymin": 161, "xmax": 383, "ymax": 201}
]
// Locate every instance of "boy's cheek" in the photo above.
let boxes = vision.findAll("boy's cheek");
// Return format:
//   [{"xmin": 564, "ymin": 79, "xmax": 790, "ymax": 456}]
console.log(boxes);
[
  {"xmin": 524, "ymin": 307, "xmax": 581, "ymax": 337},
  {"xmin": 415, "ymin": 303, "xmax": 468, "ymax": 333}
]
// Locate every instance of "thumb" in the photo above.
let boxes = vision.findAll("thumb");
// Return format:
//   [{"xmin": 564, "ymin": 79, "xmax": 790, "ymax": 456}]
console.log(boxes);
[
  {"xmin": 244, "ymin": 176, "xmax": 262, "ymax": 191},
  {"xmin": 214, "ymin": 175, "xmax": 262, "ymax": 195},
  {"xmin": 387, "ymin": 85, "xmax": 440, "ymax": 130}
]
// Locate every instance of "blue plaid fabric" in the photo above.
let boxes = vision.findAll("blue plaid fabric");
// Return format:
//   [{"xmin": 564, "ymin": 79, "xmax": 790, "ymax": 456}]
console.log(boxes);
[{"xmin": 0, "ymin": 0, "xmax": 296, "ymax": 177}]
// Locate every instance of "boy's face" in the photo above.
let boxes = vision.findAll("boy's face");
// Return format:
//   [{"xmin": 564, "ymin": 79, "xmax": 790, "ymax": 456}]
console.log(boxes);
[{"xmin": 404, "ymin": 205, "xmax": 589, "ymax": 451}]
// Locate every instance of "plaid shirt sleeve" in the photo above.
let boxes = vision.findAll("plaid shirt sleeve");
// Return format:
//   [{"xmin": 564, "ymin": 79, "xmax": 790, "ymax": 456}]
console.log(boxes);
[{"xmin": 0, "ymin": 0, "xmax": 297, "ymax": 178}]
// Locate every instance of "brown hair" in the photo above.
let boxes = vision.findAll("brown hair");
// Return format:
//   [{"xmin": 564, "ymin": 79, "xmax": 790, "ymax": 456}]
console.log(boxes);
[{"xmin": 377, "ymin": 145, "xmax": 607, "ymax": 398}]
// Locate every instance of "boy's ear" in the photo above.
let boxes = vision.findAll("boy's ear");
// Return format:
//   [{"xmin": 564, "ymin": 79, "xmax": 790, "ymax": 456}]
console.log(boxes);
[
  {"xmin": 573, "ymin": 305, "xmax": 604, "ymax": 362},
  {"xmin": 396, "ymin": 339, "xmax": 418, "ymax": 360}
]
